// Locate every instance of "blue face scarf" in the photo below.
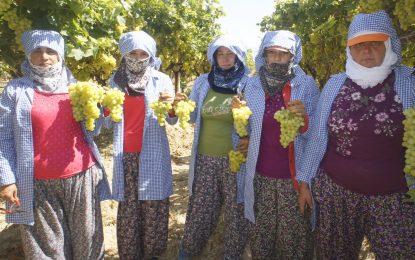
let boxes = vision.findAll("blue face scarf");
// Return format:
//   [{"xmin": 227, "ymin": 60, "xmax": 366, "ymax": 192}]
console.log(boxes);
[{"xmin": 208, "ymin": 57, "xmax": 245, "ymax": 94}]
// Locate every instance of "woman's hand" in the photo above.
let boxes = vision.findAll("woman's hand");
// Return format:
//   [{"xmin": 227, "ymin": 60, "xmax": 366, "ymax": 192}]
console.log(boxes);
[
  {"xmin": 173, "ymin": 92, "xmax": 188, "ymax": 106},
  {"xmin": 231, "ymin": 96, "xmax": 246, "ymax": 109},
  {"xmin": 158, "ymin": 92, "xmax": 174, "ymax": 104},
  {"xmin": 287, "ymin": 100, "xmax": 305, "ymax": 117},
  {"xmin": 298, "ymin": 181, "xmax": 313, "ymax": 216},
  {"xmin": 0, "ymin": 184, "xmax": 20, "ymax": 206},
  {"xmin": 237, "ymin": 136, "xmax": 249, "ymax": 156}
]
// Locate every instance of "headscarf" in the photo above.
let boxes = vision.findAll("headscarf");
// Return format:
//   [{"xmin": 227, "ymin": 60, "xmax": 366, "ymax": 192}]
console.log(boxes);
[
  {"xmin": 20, "ymin": 30, "xmax": 75, "ymax": 93},
  {"xmin": 206, "ymin": 35, "xmax": 248, "ymax": 94},
  {"xmin": 255, "ymin": 30, "xmax": 301, "ymax": 96},
  {"xmin": 345, "ymin": 11, "xmax": 401, "ymax": 88},
  {"xmin": 114, "ymin": 31, "xmax": 158, "ymax": 95}
]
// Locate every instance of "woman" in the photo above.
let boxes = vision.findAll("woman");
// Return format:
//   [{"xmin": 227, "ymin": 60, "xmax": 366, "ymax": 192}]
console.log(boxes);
[
  {"xmin": 106, "ymin": 30, "xmax": 175, "ymax": 260},
  {"xmin": 0, "ymin": 30, "xmax": 111, "ymax": 259},
  {"xmin": 178, "ymin": 35, "xmax": 249, "ymax": 259},
  {"xmin": 298, "ymin": 11, "xmax": 415, "ymax": 259},
  {"xmin": 242, "ymin": 30, "xmax": 319, "ymax": 259}
]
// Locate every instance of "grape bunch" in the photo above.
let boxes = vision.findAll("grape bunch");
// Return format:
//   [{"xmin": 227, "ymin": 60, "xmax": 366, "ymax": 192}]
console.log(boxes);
[
  {"xmin": 232, "ymin": 105, "xmax": 252, "ymax": 137},
  {"xmin": 274, "ymin": 108, "xmax": 304, "ymax": 148},
  {"xmin": 229, "ymin": 150, "xmax": 246, "ymax": 173},
  {"xmin": 174, "ymin": 99, "xmax": 196, "ymax": 129},
  {"xmin": 69, "ymin": 82, "xmax": 104, "ymax": 131},
  {"xmin": 2, "ymin": 8, "xmax": 31, "ymax": 50},
  {"xmin": 98, "ymin": 53, "xmax": 117, "ymax": 79},
  {"xmin": 149, "ymin": 101, "xmax": 172, "ymax": 127},
  {"xmin": 0, "ymin": 0, "xmax": 12, "ymax": 13},
  {"xmin": 102, "ymin": 88, "xmax": 125, "ymax": 122},
  {"xmin": 402, "ymin": 107, "xmax": 415, "ymax": 202}
]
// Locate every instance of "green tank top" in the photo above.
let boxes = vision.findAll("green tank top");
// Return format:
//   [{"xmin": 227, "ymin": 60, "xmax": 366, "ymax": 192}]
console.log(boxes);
[{"xmin": 198, "ymin": 88, "xmax": 234, "ymax": 156}]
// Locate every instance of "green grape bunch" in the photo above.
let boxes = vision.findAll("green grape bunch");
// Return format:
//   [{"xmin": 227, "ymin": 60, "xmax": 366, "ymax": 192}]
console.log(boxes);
[
  {"xmin": 102, "ymin": 88, "xmax": 125, "ymax": 122},
  {"xmin": 174, "ymin": 99, "xmax": 196, "ymax": 129},
  {"xmin": 274, "ymin": 108, "xmax": 304, "ymax": 148},
  {"xmin": 149, "ymin": 101, "xmax": 172, "ymax": 127},
  {"xmin": 229, "ymin": 150, "xmax": 246, "ymax": 173},
  {"xmin": 402, "ymin": 107, "xmax": 415, "ymax": 202},
  {"xmin": 0, "ymin": 0, "xmax": 12, "ymax": 13},
  {"xmin": 68, "ymin": 82, "xmax": 104, "ymax": 131},
  {"xmin": 232, "ymin": 105, "xmax": 252, "ymax": 137}
]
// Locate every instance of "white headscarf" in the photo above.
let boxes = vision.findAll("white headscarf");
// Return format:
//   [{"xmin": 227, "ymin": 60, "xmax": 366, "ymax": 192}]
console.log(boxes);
[{"xmin": 346, "ymin": 37, "xmax": 398, "ymax": 89}]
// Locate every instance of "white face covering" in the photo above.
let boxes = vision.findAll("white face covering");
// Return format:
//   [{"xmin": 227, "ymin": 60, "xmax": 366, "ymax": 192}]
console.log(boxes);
[
  {"xmin": 28, "ymin": 56, "xmax": 65, "ymax": 93},
  {"xmin": 345, "ymin": 38, "xmax": 398, "ymax": 89}
]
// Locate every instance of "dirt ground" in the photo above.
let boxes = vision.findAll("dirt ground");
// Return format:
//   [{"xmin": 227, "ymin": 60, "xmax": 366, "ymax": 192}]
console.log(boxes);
[{"xmin": 0, "ymin": 123, "xmax": 375, "ymax": 259}]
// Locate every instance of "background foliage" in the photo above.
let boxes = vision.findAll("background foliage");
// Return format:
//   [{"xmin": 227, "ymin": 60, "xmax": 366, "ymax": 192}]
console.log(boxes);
[
  {"xmin": 0, "ymin": 0, "xmax": 223, "ymax": 89},
  {"xmin": 260, "ymin": 0, "xmax": 415, "ymax": 87}
]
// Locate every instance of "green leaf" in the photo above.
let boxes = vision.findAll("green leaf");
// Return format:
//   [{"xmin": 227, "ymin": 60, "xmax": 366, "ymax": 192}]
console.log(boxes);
[{"xmin": 68, "ymin": 48, "xmax": 85, "ymax": 61}]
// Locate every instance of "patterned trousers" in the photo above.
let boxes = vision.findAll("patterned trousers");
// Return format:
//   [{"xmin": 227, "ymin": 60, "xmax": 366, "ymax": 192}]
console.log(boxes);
[
  {"xmin": 250, "ymin": 174, "xmax": 313, "ymax": 260},
  {"xmin": 117, "ymin": 152, "xmax": 170, "ymax": 260},
  {"xmin": 313, "ymin": 169, "xmax": 415, "ymax": 259},
  {"xmin": 20, "ymin": 164, "xmax": 105, "ymax": 260},
  {"xmin": 181, "ymin": 154, "xmax": 248, "ymax": 259}
]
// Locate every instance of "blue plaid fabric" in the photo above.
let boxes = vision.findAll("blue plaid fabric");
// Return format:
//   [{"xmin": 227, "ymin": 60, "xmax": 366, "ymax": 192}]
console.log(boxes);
[
  {"xmin": 348, "ymin": 10, "xmax": 402, "ymax": 63},
  {"xmin": 243, "ymin": 75, "xmax": 319, "ymax": 223},
  {"xmin": 297, "ymin": 10, "xmax": 415, "ymax": 183},
  {"xmin": 118, "ymin": 31, "xmax": 161, "ymax": 69},
  {"xmin": 243, "ymin": 31, "xmax": 320, "ymax": 223},
  {"xmin": 207, "ymin": 35, "xmax": 247, "ymax": 66},
  {"xmin": 297, "ymin": 66, "xmax": 415, "ymax": 183},
  {"xmin": 20, "ymin": 30, "xmax": 75, "ymax": 87},
  {"xmin": 0, "ymin": 79, "xmax": 112, "ymax": 225},
  {"xmin": 106, "ymin": 69, "xmax": 176, "ymax": 201},
  {"xmin": 255, "ymin": 30, "xmax": 303, "ymax": 71},
  {"xmin": 21, "ymin": 30, "xmax": 65, "ymax": 60},
  {"xmin": 187, "ymin": 74, "xmax": 249, "ymax": 203}
]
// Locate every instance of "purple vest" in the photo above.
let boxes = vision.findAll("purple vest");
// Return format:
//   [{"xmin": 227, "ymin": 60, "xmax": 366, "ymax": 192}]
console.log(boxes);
[
  {"xmin": 321, "ymin": 72, "xmax": 408, "ymax": 195},
  {"xmin": 256, "ymin": 94, "xmax": 290, "ymax": 179}
]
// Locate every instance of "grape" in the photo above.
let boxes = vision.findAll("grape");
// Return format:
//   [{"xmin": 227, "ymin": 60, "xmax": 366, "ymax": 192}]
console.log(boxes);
[
  {"xmin": 402, "ymin": 107, "xmax": 415, "ymax": 202},
  {"xmin": 149, "ymin": 101, "xmax": 172, "ymax": 126},
  {"xmin": 68, "ymin": 82, "xmax": 104, "ymax": 131},
  {"xmin": 229, "ymin": 150, "xmax": 246, "ymax": 173},
  {"xmin": 174, "ymin": 99, "xmax": 196, "ymax": 129},
  {"xmin": 2, "ymin": 8, "xmax": 31, "ymax": 50},
  {"xmin": 232, "ymin": 105, "xmax": 252, "ymax": 137},
  {"xmin": 98, "ymin": 53, "xmax": 116, "ymax": 79},
  {"xmin": 0, "ymin": 0, "xmax": 12, "ymax": 13},
  {"xmin": 274, "ymin": 108, "xmax": 304, "ymax": 148},
  {"xmin": 102, "ymin": 88, "xmax": 125, "ymax": 122}
]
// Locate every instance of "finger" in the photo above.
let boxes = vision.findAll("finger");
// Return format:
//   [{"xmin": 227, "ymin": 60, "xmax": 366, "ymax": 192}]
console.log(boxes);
[
  {"xmin": 299, "ymin": 199, "xmax": 305, "ymax": 215},
  {"xmin": 12, "ymin": 191, "xmax": 20, "ymax": 206}
]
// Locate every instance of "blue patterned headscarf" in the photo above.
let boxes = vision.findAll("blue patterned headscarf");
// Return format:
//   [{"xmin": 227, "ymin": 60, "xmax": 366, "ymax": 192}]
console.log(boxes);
[
  {"xmin": 255, "ymin": 30, "xmax": 302, "ymax": 72},
  {"xmin": 118, "ymin": 31, "xmax": 161, "ymax": 70},
  {"xmin": 207, "ymin": 35, "xmax": 248, "ymax": 93},
  {"xmin": 20, "ymin": 30, "xmax": 75, "ymax": 93},
  {"xmin": 347, "ymin": 10, "xmax": 401, "ymax": 64}
]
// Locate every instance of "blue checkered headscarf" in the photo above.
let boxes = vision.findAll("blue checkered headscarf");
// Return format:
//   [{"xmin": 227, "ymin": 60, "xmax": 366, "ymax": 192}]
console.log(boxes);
[
  {"xmin": 118, "ymin": 31, "xmax": 161, "ymax": 69},
  {"xmin": 20, "ymin": 30, "xmax": 75, "ymax": 92},
  {"xmin": 255, "ymin": 30, "xmax": 302, "ymax": 72},
  {"xmin": 347, "ymin": 10, "xmax": 401, "ymax": 64},
  {"xmin": 206, "ymin": 35, "xmax": 248, "ymax": 93},
  {"xmin": 21, "ymin": 30, "xmax": 65, "ymax": 60},
  {"xmin": 207, "ymin": 35, "xmax": 247, "ymax": 66}
]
